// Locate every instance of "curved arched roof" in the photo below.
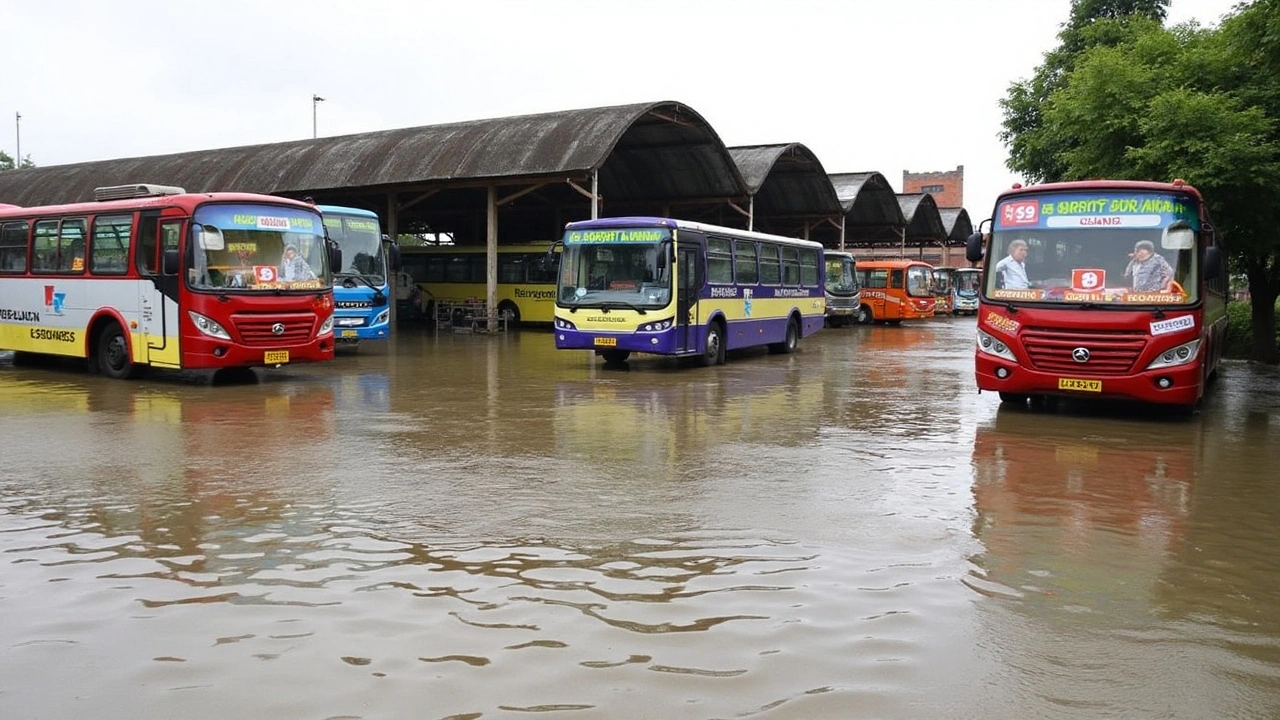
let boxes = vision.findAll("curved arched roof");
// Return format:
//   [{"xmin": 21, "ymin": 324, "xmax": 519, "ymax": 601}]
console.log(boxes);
[
  {"xmin": 828, "ymin": 171, "xmax": 906, "ymax": 245},
  {"xmin": 0, "ymin": 101, "xmax": 747, "ymax": 214},
  {"xmin": 897, "ymin": 193, "xmax": 948, "ymax": 241},
  {"xmin": 937, "ymin": 207, "xmax": 973, "ymax": 244},
  {"xmin": 727, "ymin": 143, "xmax": 842, "ymax": 238}
]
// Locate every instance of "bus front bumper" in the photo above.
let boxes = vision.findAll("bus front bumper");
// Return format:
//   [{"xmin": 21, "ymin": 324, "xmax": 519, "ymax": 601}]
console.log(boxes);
[{"xmin": 975, "ymin": 352, "xmax": 1205, "ymax": 406}]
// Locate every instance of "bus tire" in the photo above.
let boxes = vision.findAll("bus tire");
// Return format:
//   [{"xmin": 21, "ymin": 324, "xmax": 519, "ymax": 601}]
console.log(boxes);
[
  {"xmin": 769, "ymin": 317, "xmax": 799, "ymax": 354},
  {"xmin": 601, "ymin": 349, "xmax": 630, "ymax": 365},
  {"xmin": 700, "ymin": 321, "xmax": 725, "ymax": 366},
  {"xmin": 998, "ymin": 392, "xmax": 1029, "ymax": 406},
  {"xmin": 97, "ymin": 322, "xmax": 142, "ymax": 380},
  {"xmin": 11, "ymin": 350, "xmax": 40, "ymax": 367},
  {"xmin": 856, "ymin": 306, "xmax": 873, "ymax": 325},
  {"xmin": 497, "ymin": 301, "xmax": 520, "ymax": 327}
]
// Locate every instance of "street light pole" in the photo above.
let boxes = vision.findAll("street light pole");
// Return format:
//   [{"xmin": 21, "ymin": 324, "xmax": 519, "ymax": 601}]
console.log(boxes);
[
  {"xmin": 312, "ymin": 94, "xmax": 325, "ymax": 138},
  {"xmin": 14, "ymin": 111, "xmax": 20, "ymax": 167}
]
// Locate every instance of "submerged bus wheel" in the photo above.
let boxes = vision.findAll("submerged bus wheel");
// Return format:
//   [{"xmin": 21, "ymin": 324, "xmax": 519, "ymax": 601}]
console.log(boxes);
[
  {"xmin": 856, "ymin": 306, "xmax": 873, "ymax": 325},
  {"xmin": 769, "ymin": 318, "xmax": 799, "ymax": 354},
  {"xmin": 700, "ymin": 322, "xmax": 725, "ymax": 366},
  {"xmin": 998, "ymin": 392, "xmax": 1029, "ymax": 406},
  {"xmin": 97, "ymin": 322, "xmax": 142, "ymax": 380}
]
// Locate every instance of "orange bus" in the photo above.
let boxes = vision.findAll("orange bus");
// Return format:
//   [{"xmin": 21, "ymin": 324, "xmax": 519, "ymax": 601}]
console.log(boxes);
[{"xmin": 853, "ymin": 259, "xmax": 936, "ymax": 324}]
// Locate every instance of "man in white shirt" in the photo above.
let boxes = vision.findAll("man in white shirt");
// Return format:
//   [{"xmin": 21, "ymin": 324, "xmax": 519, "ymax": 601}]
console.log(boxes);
[{"xmin": 994, "ymin": 239, "xmax": 1031, "ymax": 289}]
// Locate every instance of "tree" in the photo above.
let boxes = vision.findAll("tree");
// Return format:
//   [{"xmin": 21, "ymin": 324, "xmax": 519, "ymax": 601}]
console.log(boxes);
[
  {"xmin": 1000, "ymin": 0, "xmax": 1280, "ymax": 364},
  {"xmin": 1001, "ymin": 0, "xmax": 1170, "ymax": 183},
  {"xmin": 0, "ymin": 150, "xmax": 35, "ymax": 171}
]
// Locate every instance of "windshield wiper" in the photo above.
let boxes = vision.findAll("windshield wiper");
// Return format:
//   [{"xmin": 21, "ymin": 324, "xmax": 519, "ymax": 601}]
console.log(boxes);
[
  {"xmin": 336, "ymin": 273, "xmax": 387, "ymax": 302},
  {"xmin": 599, "ymin": 301, "xmax": 647, "ymax": 314}
]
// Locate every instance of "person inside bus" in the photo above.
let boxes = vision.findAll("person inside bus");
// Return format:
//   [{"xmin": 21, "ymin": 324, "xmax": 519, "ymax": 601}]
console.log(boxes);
[
  {"xmin": 1124, "ymin": 239, "xmax": 1175, "ymax": 292},
  {"xmin": 279, "ymin": 243, "xmax": 316, "ymax": 282},
  {"xmin": 994, "ymin": 239, "xmax": 1031, "ymax": 289},
  {"xmin": 587, "ymin": 263, "xmax": 608, "ymax": 290}
]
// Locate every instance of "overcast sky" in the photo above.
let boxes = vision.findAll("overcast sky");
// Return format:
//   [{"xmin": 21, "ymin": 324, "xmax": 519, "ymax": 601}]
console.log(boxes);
[{"xmin": 0, "ymin": 0, "xmax": 1242, "ymax": 224}]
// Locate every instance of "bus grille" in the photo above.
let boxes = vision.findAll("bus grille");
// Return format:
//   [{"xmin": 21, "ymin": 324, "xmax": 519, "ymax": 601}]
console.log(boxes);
[
  {"xmin": 1022, "ymin": 327, "xmax": 1146, "ymax": 376},
  {"xmin": 233, "ymin": 313, "xmax": 316, "ymax": 347}
]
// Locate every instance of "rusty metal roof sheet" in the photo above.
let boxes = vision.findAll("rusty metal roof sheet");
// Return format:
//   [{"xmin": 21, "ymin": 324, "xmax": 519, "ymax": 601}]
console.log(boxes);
[{"xmin": 0, "ymin": 101, "xmax": 747, "ymax": 208}]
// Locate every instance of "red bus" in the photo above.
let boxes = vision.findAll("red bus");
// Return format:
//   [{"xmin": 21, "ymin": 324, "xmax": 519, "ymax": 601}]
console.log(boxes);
[
  {"xmin": 0, "ymin": 184, "xmax": 339, "ymax": 378},
  {"xmin": 966, "ymin": 179, "xmax": 1226, "ymax": 408}
]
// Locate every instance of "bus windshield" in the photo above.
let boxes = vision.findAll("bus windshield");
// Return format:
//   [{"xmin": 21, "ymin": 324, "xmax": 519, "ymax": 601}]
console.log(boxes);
[
  {"xmin": 956, "ymin": 268, "xmax": 981, "ymax": 293},
  {"xmin": 557, "ymin": 226, "xmax": 672, "ymax": 308},
  {"xmin": 324, "ymin": 213, "xmax": 385, "ymax": 283},
  {"xmin": 986, "ymin": 191, "xmax": 1200, "ymax": 306},
  {"xmin": 188, "ymin": 203, "xmax": 330, "ymax": 292},
  {"xmin": 825, "ymin": 254, "xmax": 858, "ymax": 295}
]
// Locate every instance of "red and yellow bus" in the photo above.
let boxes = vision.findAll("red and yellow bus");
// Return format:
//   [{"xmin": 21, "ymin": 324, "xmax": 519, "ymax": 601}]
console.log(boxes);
[
  {"xmin": 0, "ymin": 184, "xmax": 338, "ymax": 378},
  {"xmin": 965, "ymin": 179, "xmax": 1227, "ymax": 408},
  {"xmin": 853, "ymin": 259, "xmax": 937, "ymax": 324}
]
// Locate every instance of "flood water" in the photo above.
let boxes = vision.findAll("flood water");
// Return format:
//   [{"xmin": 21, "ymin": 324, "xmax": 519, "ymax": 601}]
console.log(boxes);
[{"xmin": 2, "ymin": 318, "xmax": 1279, "ymax": 719}]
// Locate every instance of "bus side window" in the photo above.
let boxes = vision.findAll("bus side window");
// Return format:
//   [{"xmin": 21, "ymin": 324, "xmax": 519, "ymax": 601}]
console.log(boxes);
[
  {"xmin": 136, "ymin": 214, "xmax": 160, "ymax": 274},
  {"xmin": 0, "ymin": 220, "xmax": 29, "ymax": 272},
  {"xmin": 890, "ymin": 269, "xmax": 904, "ymax": 289}
]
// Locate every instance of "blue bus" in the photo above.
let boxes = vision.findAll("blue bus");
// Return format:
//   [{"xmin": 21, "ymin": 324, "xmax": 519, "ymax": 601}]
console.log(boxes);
[
  {"xmin": 317, "ymin": 205, "xmax": 399, "ymax": 349},
  {"xmin": 552, "ymin": 217, "xmax": 826, "ymax": 366}
]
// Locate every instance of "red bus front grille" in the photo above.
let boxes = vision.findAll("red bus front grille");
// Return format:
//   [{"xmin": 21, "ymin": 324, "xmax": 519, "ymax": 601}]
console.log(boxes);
[
  {"xmin": 1022, "ymin": 327, "xmax": 1147, "ymax": 375},
  {"xmin": 233, "ymin": 313, "xmax": 316, "ymax": 347}
]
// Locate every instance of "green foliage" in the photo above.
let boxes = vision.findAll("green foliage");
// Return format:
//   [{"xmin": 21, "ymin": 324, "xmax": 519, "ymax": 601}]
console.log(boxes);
[
  {"xmin": 999, "ymin": 0, "xmax": 1280, "ymax": 363},
  {"xmin": 1224, "ymin": 296, "xmax": 1280, "ymax": 358},
  {"xmin": 0, "ymin": 150, "xmax": 35, "ymax": 171}
]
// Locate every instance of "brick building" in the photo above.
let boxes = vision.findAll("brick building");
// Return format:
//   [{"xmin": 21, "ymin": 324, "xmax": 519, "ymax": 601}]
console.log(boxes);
[{"xmin": 903, "ymin": 165, "xmax": 963, "ymax": 209}]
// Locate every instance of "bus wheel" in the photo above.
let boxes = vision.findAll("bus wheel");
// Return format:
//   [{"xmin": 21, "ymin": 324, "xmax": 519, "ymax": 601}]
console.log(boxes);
[
  {"xmin": 601, "ymin": 350, "xmax": 630, "ymax": 365},
  {"xmin": 769, "ymin": 318, "xmax": 799, "ymax": 354},
  {"xmin": 856, "ymin": 306, "xmax": 873, "ymax": 325},
  {"xmin": 498, "ymin": 302, "xmax": 520, "ymax": 328},
  {"xmin": 998, "ymin": 392, "xmax": 1029, "ymax": 406},
  {"xmin": 97, "ymin": 323, "xmax": 141, "ymax": 380},
  {"xmin": 700, "ymin": 322, "xmax": 725, "ymax": 366}
]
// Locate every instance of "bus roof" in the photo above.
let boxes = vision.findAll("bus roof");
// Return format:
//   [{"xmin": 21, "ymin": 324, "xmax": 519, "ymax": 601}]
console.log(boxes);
[
  {"xmin": 316, "ymin": 204, "xmax": 380, "ymax": 219},
  {"xmin": 855, "ymin": 258, "xmax": 934, "ymax": 269},
  {"xmin": 565, "ymin": 216, "xmax": 824, "ymax": 250},
  {"xmin": 995, "ymin": 179, "xmax": 1204, "ymax": 203},
  {"xmin": 0, "ymin": 191, "xmax": 318, "ymax": 220}
]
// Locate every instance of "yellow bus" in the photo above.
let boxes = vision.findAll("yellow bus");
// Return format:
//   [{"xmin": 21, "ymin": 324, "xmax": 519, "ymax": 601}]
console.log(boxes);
[{"xmin": 400, "ymin": 243, "xmax": 558, "ymax": 325}]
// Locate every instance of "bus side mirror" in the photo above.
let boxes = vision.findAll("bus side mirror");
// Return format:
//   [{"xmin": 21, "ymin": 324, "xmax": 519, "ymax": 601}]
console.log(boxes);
[
  {"xmin": 965, "ymin": 232, "xmax": 987, "ymax": 263},
  {"xmin": 385, "ymin": 241, "xmax": 402, "ymax": 272},
  {"xmin": 327, "ymin": 241, "xmax": 343, "ymax": 275},
  {"xmin": 163, "ymin": 248, "xmax": 179, "ymax": 275},
  {"xmin": 1204, "ymin": 245, "xmax": 1223, "ymax": 280},
  {"xmin": 656, "ymin": 240, "xmax": 672, "ymax": 270}
]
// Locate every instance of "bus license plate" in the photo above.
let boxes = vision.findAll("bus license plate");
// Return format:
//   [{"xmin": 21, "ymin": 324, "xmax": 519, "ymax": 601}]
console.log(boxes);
[
  {"xmin": 1058, "ymin": 377, "xmax": 1101, "ymax": 392},
  {"xmin": 264, "ymin": 350, "xmax": 290, "ymax": 364},
  {"xmin": 595, "ymin": 337, "xmax": 617, "ymax": 347},
  {"xmin": 341, "ymin": 330, "xmax": 358, "ymax": 338}
]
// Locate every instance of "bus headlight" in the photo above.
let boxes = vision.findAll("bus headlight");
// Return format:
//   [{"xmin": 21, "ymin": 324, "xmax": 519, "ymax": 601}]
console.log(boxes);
[
  {"xmin": 318, "ymin": 314, "xmax": 334, "ymax": 336},
  {"xmin": 640, "ymin": 319, "xmax": 673, "ymax": 332},
  {"xmin": 188, "ymin": 311, "xmax": 231, "ymax": 340},
  {"xmin": 1146, "ymin": 339, "xmax": 1201, "ymax": 370},
  {"xmin": 373, "ymin": 309, "xmax": 390, "ymax": 326},
  {"xmin": 977, "ymin": 329, "xmax": 1017, "ymax": 361},
  {"xmin": 555, "ymin": 318, "xmax": 578, "ymax": 330}
]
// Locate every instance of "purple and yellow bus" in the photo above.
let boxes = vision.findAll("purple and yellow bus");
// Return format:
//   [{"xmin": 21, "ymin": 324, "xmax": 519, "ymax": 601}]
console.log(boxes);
[{"xmin": 552, "ymin": 217, "xmax": 826, "ymax": 366}]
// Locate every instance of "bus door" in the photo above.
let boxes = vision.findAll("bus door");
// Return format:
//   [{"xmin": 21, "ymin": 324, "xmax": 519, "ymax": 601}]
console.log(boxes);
[
  {"xmin": 676, "ymin": 246, "xmax": 700, "ymax": 352},
  {"xmin": 136, "ymin": 213, "xmax": 183, "ymax": 367}
]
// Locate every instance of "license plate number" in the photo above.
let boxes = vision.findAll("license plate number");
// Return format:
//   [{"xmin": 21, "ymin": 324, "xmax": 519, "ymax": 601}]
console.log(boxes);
[
  {"xmin": 264, "ymin": 350, "xmax": 290, "ymax": 364},
  {"xmin": 341, "ymin": 330, "xmax": 358, "ymax": 338},
  {"xmin": 594, "ymin": 337, "xmax": 617, "ymax": 347},
  {"xmin": 1058, "ymin": 377, "xmax": 1101, "ymax": 392}
]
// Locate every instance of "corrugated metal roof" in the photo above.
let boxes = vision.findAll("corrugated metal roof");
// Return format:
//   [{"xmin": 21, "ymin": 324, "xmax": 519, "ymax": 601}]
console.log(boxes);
[
  {"xmin": 937, "ymin": 207, "xmax": 973, "ymax": 243},
  {"xmin": 897, "ymin": 193, "xmax": 947, "ymax": 241},
  {"xmin": 728, "ymin": 143, "xmax": 842, "ymax": 236},
  {"xmin": 0, "ymin": 100, "xmax": 747, "ymax": 209},
  {"xmin": 828, "ymin": 172, "xmax": 906, "ymax": 244}
]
